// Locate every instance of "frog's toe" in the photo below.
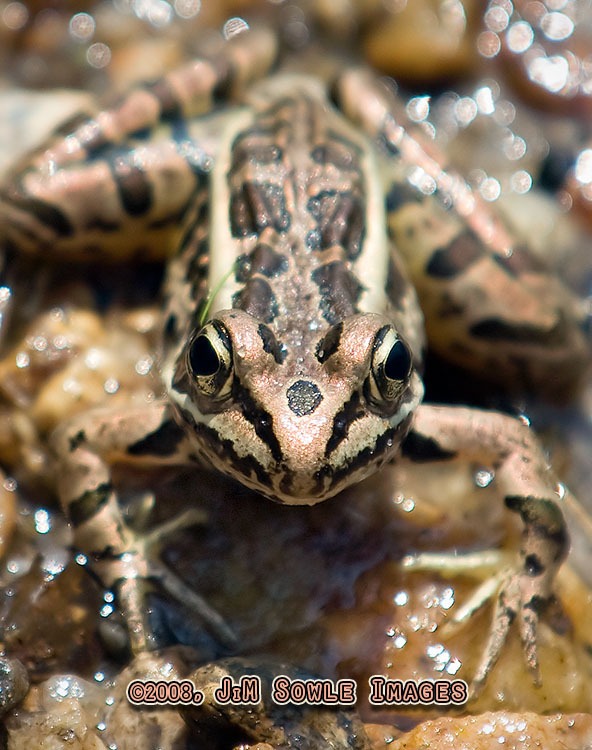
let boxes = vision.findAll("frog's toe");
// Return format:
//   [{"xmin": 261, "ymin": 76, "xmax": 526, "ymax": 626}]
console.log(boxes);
[
  {"xmin": 469, "ymin": 575, "xmax": 518, "ymax": 697},
  {"xmin": 518, "ymin": 594, "xmax": 541, "ymax": 687},
  {"xmin": 150, "ymin": 558, "xmax": 237, "ymax": 649}
]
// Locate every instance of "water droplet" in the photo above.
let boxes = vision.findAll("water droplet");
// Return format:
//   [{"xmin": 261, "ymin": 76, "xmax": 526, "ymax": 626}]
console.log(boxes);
[
  {"xmin": 174, "ymin": 0, "xmax": 200, "ymax": 18},
  {"xmin": 223, "ymin": 16, "xmax": 249, "ymax": 39},
  {"xmin": 427, "ymin": 643, "xmax": 444, "ymax": 657},
  {"xmin": 485, "ymin": 6, "xmax": 509, "ymax": 32},
  {"xmin": 34, "ymin": 509, "xmax": 51, "ymax": 534},
  {"xmin": 503, "ymin": 135, "xmax": 526, "ymax": 160},
  {"xmin": 455, "ymin": 97, "xmax": 478, "ymax": 126},
  {"xmin": 541, "ymin": 11, "xmax": 574, "ymax": 41},
  {"xmin": 69, "ymin": 12, "xmax": 95, "ymax": 41},
  {"xmin": 478, "ymin": 30, "xmax": 501, "ymax": 57},
  {"xmin": 480, "ymin": 177, "xmax": 501, "ymax": 201},
  {"xmin": 15, "ymin": 352, "xmax": 29, "ymax": 368},
  {"xmin": 507, "ymin": 20, "xmax": 534, "ymax": 52},
  {"xmin": 135, "ymin": 355, "xmax": 153, "ymax": 375},
  {"xmin": 575, "ymin": 149, "xmax": 592, "ymax": 184},
  {"xmin": 3, "ymin": 477, "xmax": 17, "ymax": 492},
  {"xmin": 446, "ymin": 657, "xmax": 462, "ymax": 674},
  {"xmin": 406, "ymin": 95, "xmax": 430, "ymax": 122},
  {"xmin": 475, "ymin": 86, "xmax": 495, "ymax": 114},
  {"xmin": 475, "ymin": 468, "xmax": 494, "ymax": 487},
  {"xmin": 494, "ymin": 100, "xmax": 516, "ymax": 125},
  {"xmin": 394, "ymin": 590, "xmax": 408, "ymax": 606},
  {"xmin": 511, "ymin": 170, "xmax": 532, "ymax": 193},
  {"xmin": 104, "ymin": 378, "xmax": 119, "ymax": 394},
  {"xmin": 2, "ymin": 1, "xmax": 28, "ymax": 30},
  {"xmin": 401, "ymin": 497, "xmax": 415, "ymax": 512},
  {"xmin": 86, "ymin": 42, "xmax": 111, "ymax": 69},
  {"xmin": 528, "ymin": 55, "xmax": 569, "ymax": 94}
]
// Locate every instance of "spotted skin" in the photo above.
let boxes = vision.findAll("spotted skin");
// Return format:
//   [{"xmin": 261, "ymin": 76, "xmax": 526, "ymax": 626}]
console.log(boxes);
[
  {"xmin": 2, "ymin": 29, "xmax": 588, "ymax": 694},
  {"xmin": 335, "ymin": 68, "xmax": 590, "ymax": 399}
]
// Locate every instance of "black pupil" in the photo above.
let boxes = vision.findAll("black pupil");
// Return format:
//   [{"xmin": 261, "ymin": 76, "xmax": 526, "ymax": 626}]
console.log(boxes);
[
  {"xmin": 384, "ymin": 340, "xmax": 411, "ymax": 381},
  {"xmin": 190, "ymin": 335, "xmax": 220, "ymax": 377}
]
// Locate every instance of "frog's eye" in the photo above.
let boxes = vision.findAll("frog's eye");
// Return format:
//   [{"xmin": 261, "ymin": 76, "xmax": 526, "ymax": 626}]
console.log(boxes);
[
  {"xmin": 187, "ymin": 321, "xmax": 233, "ymax": 399},
  {"xmin": 368, "ymin": 326, "xmax": 412, "ymax": 405}
]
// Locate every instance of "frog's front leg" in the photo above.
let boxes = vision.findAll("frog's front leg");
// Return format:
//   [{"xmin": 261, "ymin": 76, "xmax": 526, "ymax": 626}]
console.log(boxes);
[
  {"xmin": 52, "ymin": 401, "xmax": 234, "ymax": 653},
  {"xmin": 402, "ymin": 404, "xmax": 568, "ymax": 693}
]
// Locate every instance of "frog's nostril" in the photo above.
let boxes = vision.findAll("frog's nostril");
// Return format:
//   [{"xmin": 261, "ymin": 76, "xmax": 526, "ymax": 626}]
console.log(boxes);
[{"xmin": 286, "ymin": 380, "xmax": 323, "ymax": 416}]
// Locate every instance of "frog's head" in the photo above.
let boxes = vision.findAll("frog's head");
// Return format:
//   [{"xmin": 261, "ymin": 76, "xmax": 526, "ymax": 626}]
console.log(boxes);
[{"xmin": 167, "ymin": 310, "xmax": 423, "ymax": 505}]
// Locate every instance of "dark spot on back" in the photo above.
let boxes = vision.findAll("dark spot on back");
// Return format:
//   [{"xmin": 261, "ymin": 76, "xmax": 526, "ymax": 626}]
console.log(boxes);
[
  {"xmin": 493, "ymin": 246, "xmax": 547, "ymax": 276},
  {"xmin": 82, "ymin": 129, "xmax": 112, "ymax": 156},
  {"xmin": 316, "ymin": 322, "xmax": 343, "ymax": 363},
  {"xmin": 112, "ymin": 161, "xmax": 152, "ymax": 216},
  {"xmin": 233, "ymin": 278, "xmax": 278, "ymax": 323},
  {"xmin": 4, "ymin": 189, "xmax": 74, "ymax": 237},
  {"xmin": 426, "ymin": 230, "xmax": 484, "ymax": 278},
  {"xmin": 311, "ymin": 141, "xmax": 359, "ymax": 170},
  {"xmin": 85, "ymin": 217, "xmax": 120, "ymax": 232},
  {"xmin": 258, "ymin": 323, "xmax": 285, "ymax": 364},
  {"xmin": 230, "ymin": 182, "xmax": 290, "ymax": 237},
  {"xmin": 470, "ymin": 316, "xmax": 565, "ymax": 346},
  {"xmin": 307, "ymin": 190, "xmax": 365, "ymax": 260},
  {"xmin": 145, "ymin": 78, "xmax": 183, "ymax": 121},
  {"xmin": 311, "ymin": 261, "xmax": 363, "ymax": 325},
  {"xmin": 231, "ymin": 142, "xmax": 283, "ymax": 171},
  {"xmin": 236, "ymin": 244, "xmax": 289, "ymax": 281}
]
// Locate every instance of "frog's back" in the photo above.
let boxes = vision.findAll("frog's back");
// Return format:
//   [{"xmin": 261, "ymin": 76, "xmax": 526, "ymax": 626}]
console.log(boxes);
[{"xmin": 162, "ymin": 75, "xmax": 424, "ymax": 367}]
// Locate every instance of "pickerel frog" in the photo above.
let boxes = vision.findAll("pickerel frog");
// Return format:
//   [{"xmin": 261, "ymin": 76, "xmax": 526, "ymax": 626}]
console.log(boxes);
[{"xmin": 0, "ymin": 26, "xmax": 589, "ymax": 695}]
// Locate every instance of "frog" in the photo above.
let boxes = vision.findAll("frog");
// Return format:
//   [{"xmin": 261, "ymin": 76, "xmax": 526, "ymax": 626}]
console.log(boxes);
[{"xmin": 0, "ymin": 24, "xmax": 589, "ymax": 696}]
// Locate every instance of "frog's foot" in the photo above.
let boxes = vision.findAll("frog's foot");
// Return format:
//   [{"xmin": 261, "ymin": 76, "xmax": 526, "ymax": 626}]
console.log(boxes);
[
  {"xmin": 402, "ymin": 550, "xmax": 550, "ymax": 697},
  {"xmin": 468, "ymin": 569, "xmax": 544, "ymax": 698},
  {"xmin": 55, "ymin": 404, "xmax": 237, "ymax": 654},
  {"xmin": 94, "ymin": 508, "xmax": 236, "ymax": 654}
]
